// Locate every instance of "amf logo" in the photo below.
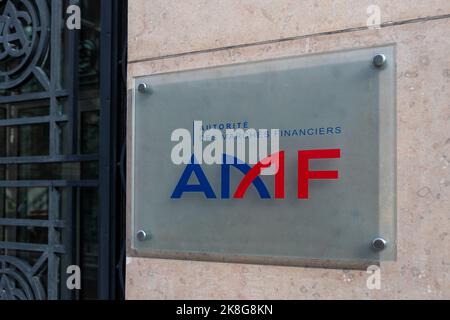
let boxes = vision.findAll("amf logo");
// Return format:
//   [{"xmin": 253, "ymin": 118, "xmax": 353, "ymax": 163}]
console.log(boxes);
[{"xmin": 170, "ymin": 121, "xmax": 341, "ymax": 200}]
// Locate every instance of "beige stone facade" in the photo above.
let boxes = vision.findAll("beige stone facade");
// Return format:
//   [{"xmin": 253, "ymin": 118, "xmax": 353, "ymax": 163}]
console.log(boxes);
[{"xmin": 126, "ymin": 1, "xmax": 450, "ymax": 299}]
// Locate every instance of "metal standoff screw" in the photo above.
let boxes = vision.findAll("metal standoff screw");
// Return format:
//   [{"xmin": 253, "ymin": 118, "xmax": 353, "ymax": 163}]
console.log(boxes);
[
  {"xmin": 136, "ymin": 230, "xmax": 149, "ymax": 241},
  {"xmin": 372, "ymin": 54, "xmax": 387, "ymax": 68},
  {"xmin": 372, "ymin": 237, "xmax": 387, "ymax": 251},
  {"xmin": 138, "ymin": 83, "xmax": 151, "ymax": 94}
]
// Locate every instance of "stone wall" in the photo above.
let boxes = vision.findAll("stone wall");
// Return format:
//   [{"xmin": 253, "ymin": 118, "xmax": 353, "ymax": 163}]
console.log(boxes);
[{"xmin": 126, "ymin": 1, "xmax": 450, "ymax": 299}]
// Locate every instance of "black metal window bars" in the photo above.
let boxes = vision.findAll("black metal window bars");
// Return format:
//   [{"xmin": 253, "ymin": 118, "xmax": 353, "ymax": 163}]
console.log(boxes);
[{"xmin": 0, "ymin": 0, "xmax": 98, "ymax": 300}]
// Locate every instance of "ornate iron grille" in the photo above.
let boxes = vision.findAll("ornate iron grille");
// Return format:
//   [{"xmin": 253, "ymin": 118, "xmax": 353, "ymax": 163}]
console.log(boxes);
[
  {"xmin": 0, "ymin": 0, "xmax": 98, "ymax": 300},
  {"xmin": 0, "ymin": 0, "xmax": 126, "ymax": 300}
]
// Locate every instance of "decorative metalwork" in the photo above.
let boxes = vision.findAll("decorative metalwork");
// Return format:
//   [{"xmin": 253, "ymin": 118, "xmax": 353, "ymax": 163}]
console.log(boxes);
[
  {"xmin": 0, "ymin": 0, "xmax": 87, "ymax": 300},
  {"xmin": 0, "ymin": 0, "xmax": 49, "ymax": 89},
  {"xmin": 0, "ymin": 0, "xmax": 125, "ymax": 300},
  {"xmin": 0, "ymin": 255, "xmax": 46, "ymax": 300}
]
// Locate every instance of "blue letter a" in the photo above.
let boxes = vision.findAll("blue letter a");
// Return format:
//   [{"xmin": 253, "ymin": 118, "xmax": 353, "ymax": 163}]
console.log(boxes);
[{"xmin": 171, "ymin": 156, "xmax": 216, "ymax": 199}]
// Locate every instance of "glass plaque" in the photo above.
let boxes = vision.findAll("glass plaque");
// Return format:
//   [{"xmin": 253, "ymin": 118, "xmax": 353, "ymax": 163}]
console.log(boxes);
[{"xmin": 131, "ymin": 46, "xmax": 396, "ymax": 265}]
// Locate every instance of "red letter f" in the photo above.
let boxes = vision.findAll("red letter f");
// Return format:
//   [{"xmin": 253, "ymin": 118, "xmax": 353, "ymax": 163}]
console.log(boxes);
[{"xmin": 298, "ymin": 149, "xmax": 341, "ymax": 199}]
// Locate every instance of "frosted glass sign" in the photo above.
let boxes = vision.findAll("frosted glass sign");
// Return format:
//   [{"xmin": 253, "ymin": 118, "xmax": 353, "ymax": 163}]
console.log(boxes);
[{"xmin": 131, "ymin": 46, "xmax": 396, "ymax": 265}]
